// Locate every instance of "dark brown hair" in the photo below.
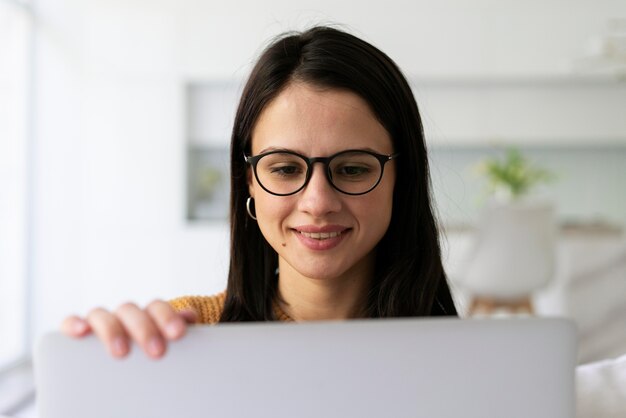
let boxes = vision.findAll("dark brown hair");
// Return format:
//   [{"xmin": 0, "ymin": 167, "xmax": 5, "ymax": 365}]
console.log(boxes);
[{"xmin": 220, "ymin": 26, "xmax": 457, "ymax": 321}]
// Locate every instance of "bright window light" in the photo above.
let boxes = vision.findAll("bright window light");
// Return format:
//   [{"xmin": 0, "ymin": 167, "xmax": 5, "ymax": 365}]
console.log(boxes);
[{"xmin": 0, "ymin": 0, "xmax": 31, "ymax": 369}]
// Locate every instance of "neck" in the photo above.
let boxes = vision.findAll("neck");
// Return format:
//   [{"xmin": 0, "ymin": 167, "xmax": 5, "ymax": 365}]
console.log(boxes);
[{"xmin": 276, "ymin": 256, "xmax": 373, "ymax": 321}]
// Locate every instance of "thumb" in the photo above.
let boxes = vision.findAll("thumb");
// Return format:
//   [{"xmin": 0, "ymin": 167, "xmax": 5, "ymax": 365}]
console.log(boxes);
[{"xmin": 178, "ymin": 309, "xmax": 199, "ymax": 324}]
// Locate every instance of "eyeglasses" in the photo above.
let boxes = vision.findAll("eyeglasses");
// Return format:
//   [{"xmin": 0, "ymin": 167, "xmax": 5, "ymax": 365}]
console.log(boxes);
[{"xmin": 244, "ymin": 149, "xmax": 399, "ymax": 196}]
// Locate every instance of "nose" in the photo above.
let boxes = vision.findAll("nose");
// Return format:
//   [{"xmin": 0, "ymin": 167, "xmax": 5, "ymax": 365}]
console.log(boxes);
[{"xmin": 296, "ymin": 163, "xmax": 342, "ymax": 217}]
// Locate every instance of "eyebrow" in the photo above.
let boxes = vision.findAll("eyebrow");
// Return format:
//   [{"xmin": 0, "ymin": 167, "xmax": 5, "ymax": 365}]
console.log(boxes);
[
  {"xmin": 257, "ymin": 146, "xmax": 385, "ymax": 155},
  {"xmin": 258, "ymin": 146, "xmax": 291, "ymax": 154}
]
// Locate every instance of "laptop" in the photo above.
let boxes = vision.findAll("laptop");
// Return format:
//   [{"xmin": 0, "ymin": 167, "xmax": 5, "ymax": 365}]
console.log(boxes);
[{"xmin": 34, "ymin": 317, "xmax": 576, "ymax": 418}]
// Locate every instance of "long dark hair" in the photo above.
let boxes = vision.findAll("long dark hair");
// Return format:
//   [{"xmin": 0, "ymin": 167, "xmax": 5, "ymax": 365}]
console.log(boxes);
[{"xmin": 220, "ymin": 26, "xmax": 457, "ymax": 321}]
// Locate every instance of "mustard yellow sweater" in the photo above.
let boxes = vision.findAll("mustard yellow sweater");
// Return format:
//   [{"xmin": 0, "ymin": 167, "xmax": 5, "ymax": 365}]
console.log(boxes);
[{"xmin": 169, "ymin": 292, "xmax": 293, "ymax": 324}]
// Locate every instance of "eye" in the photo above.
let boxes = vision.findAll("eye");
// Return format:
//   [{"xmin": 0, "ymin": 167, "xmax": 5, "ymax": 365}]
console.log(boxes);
[
  {"xmin": 258, "ymin": 152, "xmax": 307, "ymax": 179},
  {"xmin": 336, "ymin": 165, "xmax": 370, "ymax": 177},
  {"xmin": 270, "ymin": 165, "xmax": 303, "ymax": 176},
  {"xmin": 330, "ymin": 152, "xmax": 379, "ymax": 181}
]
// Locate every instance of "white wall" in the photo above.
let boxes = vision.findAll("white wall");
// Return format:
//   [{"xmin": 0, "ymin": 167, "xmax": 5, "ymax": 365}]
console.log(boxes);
[{"xmin": 31, "ymin": 0, "xmax": 626, "ymax": 337}]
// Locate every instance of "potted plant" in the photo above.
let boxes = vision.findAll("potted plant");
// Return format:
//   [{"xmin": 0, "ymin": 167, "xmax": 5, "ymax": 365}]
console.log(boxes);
[{"xmin": 476, "ymin": 147, "xmax": 555, "ymax": 203}]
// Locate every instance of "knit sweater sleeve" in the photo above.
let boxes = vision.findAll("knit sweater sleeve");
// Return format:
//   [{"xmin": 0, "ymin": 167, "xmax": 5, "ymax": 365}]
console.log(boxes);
[{"xmin": 168, "ymin": 292, "xmax": 226, "ymax": 324}]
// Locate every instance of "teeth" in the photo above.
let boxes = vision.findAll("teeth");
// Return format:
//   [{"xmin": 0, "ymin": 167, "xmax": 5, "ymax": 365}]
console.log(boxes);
[{"xmin": 299, "ymin": 231, "xmax": 342, "ymax": 240}]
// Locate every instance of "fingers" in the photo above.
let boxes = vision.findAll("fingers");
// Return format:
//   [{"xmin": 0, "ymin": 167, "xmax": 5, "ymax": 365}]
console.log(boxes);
[
  {"xmin": 145, "ymin": 300, "xmax": 188, "ymax": 341},
  {"xmin": 61, "ymin": 315, "xmax": 92, "ymax": 337},
  {"xmin": 178, "ymin": 308, "xmax": 199, "ymax": 325},
  {"xmin": 116, "ymin": 302, "xmax": 171, "ymax": 358},
  {"xmin": 87, "ymin": 307, "xmax": 131, "ymax": 358},
  {"xmin": 61, "ymin": 300, "xmax": 198, "ymax": 360}
]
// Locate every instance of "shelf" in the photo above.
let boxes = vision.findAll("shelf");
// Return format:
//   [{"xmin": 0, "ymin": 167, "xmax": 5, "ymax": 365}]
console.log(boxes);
[
  {"xmin": 410, "ymin": 73, "xmax": 626, "ymax": 88},
  {"xmin": 427, "ymin": 139, "xmax": 626, "ymax": 150}
]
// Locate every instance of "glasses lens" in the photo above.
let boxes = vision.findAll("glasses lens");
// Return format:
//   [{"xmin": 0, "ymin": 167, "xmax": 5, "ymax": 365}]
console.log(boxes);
[
  {"xmin": 329, "ymin": 151, "xmax": 382, "ymax": 194},
  {"xmin": 255, "ymin": 152, "xmax": 308, "ymax": 195}
]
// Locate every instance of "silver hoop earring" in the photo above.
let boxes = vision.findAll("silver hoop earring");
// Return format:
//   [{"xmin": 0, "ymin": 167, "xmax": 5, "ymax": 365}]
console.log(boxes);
[{"xmin": 246, "ymin": 197, "xmax": 257, "ymax": 220}]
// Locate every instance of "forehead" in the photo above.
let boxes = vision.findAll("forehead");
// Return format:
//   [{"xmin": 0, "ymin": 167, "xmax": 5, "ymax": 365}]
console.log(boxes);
[{"xmin": 251, "ymin": 82, "xmax": 393, "ymax": 155}]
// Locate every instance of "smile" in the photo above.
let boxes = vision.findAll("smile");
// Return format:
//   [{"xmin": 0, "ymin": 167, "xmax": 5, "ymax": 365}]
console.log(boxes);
[{"xmin": 298, "ymin": 231, "xmax": 342, "ymax": 240}]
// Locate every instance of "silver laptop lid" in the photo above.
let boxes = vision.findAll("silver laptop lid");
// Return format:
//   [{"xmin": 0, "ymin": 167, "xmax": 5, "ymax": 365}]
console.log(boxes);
[{"xmin": 34, "ymin": 317, "xmax": 576, "ymax": 418}]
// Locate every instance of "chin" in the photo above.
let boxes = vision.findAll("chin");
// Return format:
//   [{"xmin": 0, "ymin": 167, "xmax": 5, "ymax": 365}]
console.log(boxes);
[{"xmin": 296, "ymin": 266, "xmax": 347, "ymax": 281}]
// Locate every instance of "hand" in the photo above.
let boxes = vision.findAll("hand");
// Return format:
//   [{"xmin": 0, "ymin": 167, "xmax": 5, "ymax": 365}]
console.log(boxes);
[{"xmin": 61, "ymin": 300, "xmax": 198, "ymax": 359}]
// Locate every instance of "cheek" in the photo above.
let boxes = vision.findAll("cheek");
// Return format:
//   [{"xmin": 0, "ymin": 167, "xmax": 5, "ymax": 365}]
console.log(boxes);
[
  {"xmin": 369, "ymin": 194, "xmax": 393, "ymax": 231},
  {"xmin": 256, "ymin": 198, "xmax": 298, "ymax": 252},
  {"xmin": 254, "ymin": 194, "xmax": 292, "ymax": 237},
  {"xmin": 366, "ymin": 173, "xmax": 395, "ymax": 233}
]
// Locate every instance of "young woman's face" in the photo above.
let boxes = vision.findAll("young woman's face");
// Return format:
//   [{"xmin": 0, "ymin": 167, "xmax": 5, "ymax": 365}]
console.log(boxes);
[{"xmin": 248, "ymin": 82, "xmax": 395, "ymax": 282}]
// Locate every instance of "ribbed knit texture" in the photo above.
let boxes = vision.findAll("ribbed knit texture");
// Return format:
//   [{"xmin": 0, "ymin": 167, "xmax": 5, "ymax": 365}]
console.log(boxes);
[{"xmin": 169, "ymin": 292, "xmax": 293, "ymax": 323}]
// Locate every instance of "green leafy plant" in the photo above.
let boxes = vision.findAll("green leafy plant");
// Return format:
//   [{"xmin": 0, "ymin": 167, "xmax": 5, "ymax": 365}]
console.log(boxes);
[{"xmin": 476, "ymin": 148, "xmax": 554, "ymax": 201}]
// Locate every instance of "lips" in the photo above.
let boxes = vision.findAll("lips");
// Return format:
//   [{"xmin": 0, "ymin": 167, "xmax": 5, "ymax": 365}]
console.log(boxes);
[{"xmin": 292, "ymin": 225, "xmax": 350, "ymax": 250}]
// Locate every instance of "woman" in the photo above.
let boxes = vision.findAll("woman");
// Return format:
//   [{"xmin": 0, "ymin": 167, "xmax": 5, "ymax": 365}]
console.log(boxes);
[{"xmin": 62, "ymin": 26, "xmax": 458, "ymax": 359}]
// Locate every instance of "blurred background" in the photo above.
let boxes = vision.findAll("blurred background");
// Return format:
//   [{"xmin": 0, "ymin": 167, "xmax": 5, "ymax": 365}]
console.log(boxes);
[{"xmin": 1, "ymin": 0, "xmax": 625, "ymax": 415}]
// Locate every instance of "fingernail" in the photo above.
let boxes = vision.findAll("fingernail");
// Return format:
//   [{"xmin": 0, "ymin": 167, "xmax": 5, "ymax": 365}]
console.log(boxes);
[
  {"xmin": 112, "ymin": 337, "xmax": 128, "ymax": 357},
  {"xmin": 165, "ymin": 320, "xmax": 184, "ymax": 339},
  {"xmin": 147, "ymin": 337, "xmax": 164, "ymax": 357}
]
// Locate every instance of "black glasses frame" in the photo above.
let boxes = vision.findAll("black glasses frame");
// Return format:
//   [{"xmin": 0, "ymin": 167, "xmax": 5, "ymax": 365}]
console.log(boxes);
[{"xmin": 244, "ymin": 149, "xmax": 399, "ymax": 196}]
